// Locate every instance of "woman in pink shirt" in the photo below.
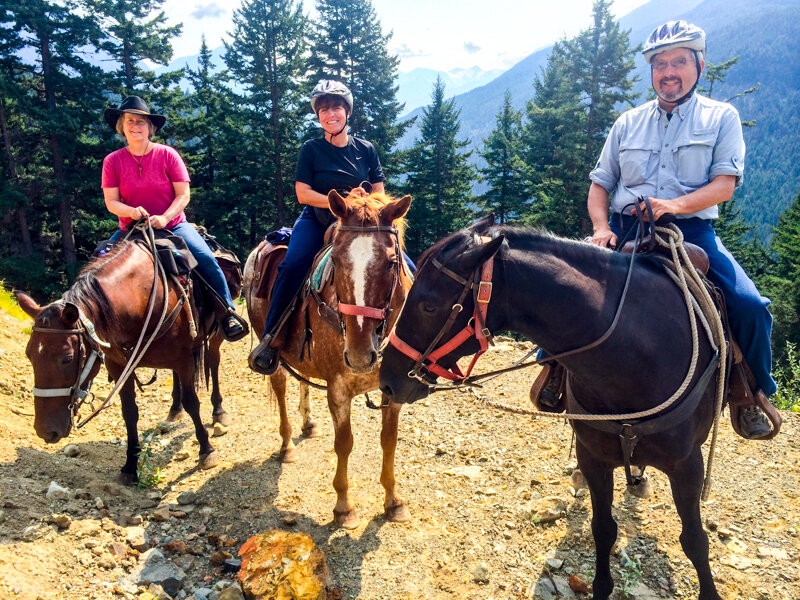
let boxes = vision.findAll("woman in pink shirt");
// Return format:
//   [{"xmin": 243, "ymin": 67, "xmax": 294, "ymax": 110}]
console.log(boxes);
[{"xmin": 101, "ymin": 96, "xmax": 247, "ymax": 342}]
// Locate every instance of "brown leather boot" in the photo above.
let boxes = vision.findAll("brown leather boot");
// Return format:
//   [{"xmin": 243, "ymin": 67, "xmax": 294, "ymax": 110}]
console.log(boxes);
[
  {"xmin": 248, "ymin": 334, "xmax": 280, "ymax": 375},
  {"xmin": 530, "ymin": 363, "xmax": 565, "ymax": 412}
]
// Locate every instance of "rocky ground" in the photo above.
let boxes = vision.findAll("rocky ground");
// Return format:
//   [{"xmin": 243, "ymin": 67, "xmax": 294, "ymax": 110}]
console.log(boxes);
[{"xmin": 0, "ymin": 304, "xmax": 799, "ymax": 600}]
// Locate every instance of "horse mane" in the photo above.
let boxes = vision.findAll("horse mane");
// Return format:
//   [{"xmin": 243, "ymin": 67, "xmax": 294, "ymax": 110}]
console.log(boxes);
[
  {"xmin": 339, "ymin": 191, "xmax": 407, "ymax": 250},
  {"xmin": 417, "ymin": 223, "xmax": 616, "ymax": 271},
  {"xmin": 62, "ymin": 241, "xmax": 134, "ymax": 332}
]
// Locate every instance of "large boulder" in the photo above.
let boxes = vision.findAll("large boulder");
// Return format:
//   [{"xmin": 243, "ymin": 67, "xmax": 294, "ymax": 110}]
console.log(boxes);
[{"xmin": 238, "ymin": 530, "xmax": 328, "ymax": 600}]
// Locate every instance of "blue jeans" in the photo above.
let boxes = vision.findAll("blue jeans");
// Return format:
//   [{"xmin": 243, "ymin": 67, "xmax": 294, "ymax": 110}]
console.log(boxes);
[
  {"xmin": 612, "ymin": 215, "xmax": 776, "ymax": 396},
  {"xmin": 262, "ymin": 207, "xmax": 418, "ymax": 337},
  {"xmin": 111, "ymin": 222, "xmax": 235, "ymax": 311}
]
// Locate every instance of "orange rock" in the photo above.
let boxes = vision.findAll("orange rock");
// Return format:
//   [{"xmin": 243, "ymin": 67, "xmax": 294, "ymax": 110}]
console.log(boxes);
[
  {"xmin": 163, "ymin": 540, "xmax": 187, "ymax": 555},
  {"xmin": 568, "ymin": 574, "xmax": 592, "ymax": 594},
  {"xmin": 238, "ymin": 530, "xmax": 328, "ymax": 600}
]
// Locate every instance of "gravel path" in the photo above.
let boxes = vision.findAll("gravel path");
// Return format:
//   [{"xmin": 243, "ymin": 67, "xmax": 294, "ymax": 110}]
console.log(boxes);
[{"xmin": 0, "ymin": 307, "xmax": 798, "ymax": 600}]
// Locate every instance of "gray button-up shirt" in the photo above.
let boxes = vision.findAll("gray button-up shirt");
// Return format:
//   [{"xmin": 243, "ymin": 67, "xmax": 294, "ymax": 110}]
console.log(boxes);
[{"xmin": 589, "ymin": 93, "xmax": 745, "ymax": 220}]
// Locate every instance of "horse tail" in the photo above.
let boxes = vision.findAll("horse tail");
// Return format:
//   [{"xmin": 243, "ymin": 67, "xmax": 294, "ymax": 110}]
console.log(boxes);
[{"xmin": 193, "ymin": 344, "xmax": 205, "ymax": 392}]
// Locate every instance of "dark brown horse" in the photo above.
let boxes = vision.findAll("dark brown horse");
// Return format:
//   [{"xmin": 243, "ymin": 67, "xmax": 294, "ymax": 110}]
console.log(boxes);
[
  {"xmin": 244, "ymin": 190, "xmax": 413, "ymax": 528},
  {"xmin": 379, "ymin": 218, "xmax": 724, "ymax": 599},
  {"xmin": 16, "ymin": 239, "xmax": 235, "ymax": 483}
]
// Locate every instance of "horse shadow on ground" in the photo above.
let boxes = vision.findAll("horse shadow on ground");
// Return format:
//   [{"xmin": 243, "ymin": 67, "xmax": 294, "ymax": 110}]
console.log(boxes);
[{"xmin": 529, "ymin": 479, "xmax": 679, "ymax": 599}]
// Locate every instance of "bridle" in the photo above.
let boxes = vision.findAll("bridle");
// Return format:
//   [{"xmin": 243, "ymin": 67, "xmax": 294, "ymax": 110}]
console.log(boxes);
[
  {"xmin": 321, "ymin": 224, "xmax": 404, "ymax": 342},
  {"xmin": 31, "ymin": 306, "xmax": 108, "ymax": 422},
  {"xmin": 387, "ymin": 236, "xmax": 497, "ymax": 384}
]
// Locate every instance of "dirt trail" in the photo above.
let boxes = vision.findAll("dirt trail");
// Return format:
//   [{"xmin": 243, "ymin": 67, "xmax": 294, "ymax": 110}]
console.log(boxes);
[{"xmin": 0, "ymin": 306, "xmax": 798, "ymax": 600}]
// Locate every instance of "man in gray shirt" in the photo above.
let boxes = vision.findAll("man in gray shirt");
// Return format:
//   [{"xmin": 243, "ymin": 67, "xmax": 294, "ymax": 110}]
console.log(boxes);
[{"xmin": 586, "ymin": 21, "xmax": 776, "ymax": 439}]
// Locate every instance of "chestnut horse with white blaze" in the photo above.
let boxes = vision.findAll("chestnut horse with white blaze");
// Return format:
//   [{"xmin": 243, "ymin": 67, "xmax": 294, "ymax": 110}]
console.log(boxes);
[{"xmin": 244, "ymin": 190, "xmax": 413, "ymax": 528}]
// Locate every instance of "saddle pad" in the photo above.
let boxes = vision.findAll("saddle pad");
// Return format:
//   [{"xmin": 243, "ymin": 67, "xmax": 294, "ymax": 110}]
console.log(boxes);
[{"xmin": 311, "ymin": 246, "xmax": 333, "ymax": 292}]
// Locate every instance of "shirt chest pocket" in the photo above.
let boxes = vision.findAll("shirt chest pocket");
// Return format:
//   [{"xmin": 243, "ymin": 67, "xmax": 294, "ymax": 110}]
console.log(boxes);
[
  {"xmin": 619, "ymin": 141, "xmax": 658, "ymax": 187},
  {"xmin": 674, "ymin": 131, "xmax": 716, "ymax": 187}
]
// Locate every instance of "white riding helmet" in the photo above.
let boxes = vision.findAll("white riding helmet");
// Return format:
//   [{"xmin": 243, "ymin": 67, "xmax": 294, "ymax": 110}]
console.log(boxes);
[
  {"xmin": 310, "ymin": 80, "xmax": 354, "ymax": 114},
  {"xmin": 642, "ymin": 20, "xmax": 706, "ymax": 64}
]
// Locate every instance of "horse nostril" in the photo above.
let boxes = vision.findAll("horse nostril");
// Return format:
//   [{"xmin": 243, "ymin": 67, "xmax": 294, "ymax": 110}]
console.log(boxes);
[
  {"xmin": 343, "ymin": 352, "xmax": 351, "ymax": 368},
  {"xmin": 369, "ymin": 350, "xmax": 378, "ymax": 366}
]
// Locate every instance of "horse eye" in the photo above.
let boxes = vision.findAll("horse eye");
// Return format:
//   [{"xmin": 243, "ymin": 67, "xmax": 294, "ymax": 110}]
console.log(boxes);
[
  {"xmin": 61, "ymin": 354, "xmax": 74, "ymax": 365},
  {"xmin": 421, "ymin": 302, "xmax": 437, "ymax": 314}
]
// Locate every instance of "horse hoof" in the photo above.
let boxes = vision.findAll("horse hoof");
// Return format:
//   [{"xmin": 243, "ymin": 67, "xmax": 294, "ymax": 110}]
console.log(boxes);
[
  {"xmin": 628, "ymin": 477, "xmax": 653, "ymax": 499},
  {"xmin": 571, "ymin": 468, "xmax": 587, "ymax": 489},
  {"xmin": 301, "ymin": 423, "xmax": 320, "ymax": 438},
  {"xmin": 385, "ymin": 503, "xmax": 411, "ymax": 523},
  {"xmin": 116, "ymin": 471, "xmax": 137, "ymax": 486},
  {"xmin": 199, "ymin": 450, "xmax": 219, "ymax": 469},
  {"xmin": 334, "ymin": 509, "xmax": 359, "ymax": 530},
  {"xmin": 166, "ymin": 409, "xmax": 185, "ymax": 423},
  {"xmin": 213, "ymin": 412, "xmax": 232, "ymax": 427},
  {"xmin": 281, "ymin": 447, "xmax": 298, "ymax": 463}
]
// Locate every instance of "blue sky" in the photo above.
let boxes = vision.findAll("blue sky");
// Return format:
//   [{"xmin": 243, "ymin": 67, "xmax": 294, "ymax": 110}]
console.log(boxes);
[{"xmin": 164, "ymin": 0, "xmax": 650, "ymax": 72}]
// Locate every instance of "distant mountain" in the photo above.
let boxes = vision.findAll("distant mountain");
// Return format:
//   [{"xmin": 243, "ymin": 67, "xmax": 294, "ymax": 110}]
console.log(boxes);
[
  {"xmin": 154, "ymin": 50, "xmax": 501, "ymax": 111},
  {"xmin": 395, "ymin": 0, "xmax": 800, "ymax": 238},
  {"xmin": 397, "ymin": 67, "xmax": 503, "ymax": 116}
]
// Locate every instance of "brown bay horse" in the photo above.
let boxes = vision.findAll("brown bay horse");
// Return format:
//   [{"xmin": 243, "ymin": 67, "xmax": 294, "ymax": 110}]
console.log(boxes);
[
  {"xmin": 380, "ymin": 218, "xmax": 726, "ymax": 599},
  {"xmin": 16, "ymin": 239, "xmax": 236, "ymax": 484},
  {"xmin": 244, "ymin": 190, "xmax": 413, "ymax": 528}
]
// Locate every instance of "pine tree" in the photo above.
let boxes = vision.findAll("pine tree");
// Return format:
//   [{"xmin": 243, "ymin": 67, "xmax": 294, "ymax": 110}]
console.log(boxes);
[
  {"xmin": 93, "ymin": 0, "xmax": 181, "ymax": 93},
  {"xmin": 404, "ymin": 77, "xmax": 476, "ymax": 257},
  {"xmin": 309, "ymin": 0, "xmax": 408, "ymax": 171},
  {"xmin": 2, "ymin": 0, "xmax": 107, "ymax": 283},
  {"xmin": 479, "ymin": 91, "xmax": 530, "ymax": 224},
  {"xmin": 224, "ymin": 0, "xmax": 308, "ymax": 241},
  {"xmin": 762, "ymin": 190, "xmax": 800, "ymax": 363},
  {"xmin": 522, "ymin": 0, "xmax": 638, "ymax": 237}
]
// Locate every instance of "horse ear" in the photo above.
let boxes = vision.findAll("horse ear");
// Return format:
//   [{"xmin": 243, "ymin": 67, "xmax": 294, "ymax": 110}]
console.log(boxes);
[
  {"xmin": 14, "ymin": 291, "xmax": 42, "ymax": 319},
  {"xmin": 380, "ymin": 195, "xmax": 412, "ymax": 224},
  {"xmin": 469, "ymin": 213, "xmax": 495, "ymax": 235},
  {"xmin": 328, "ymin": 190, "xmax": 350, "ymax": 219},
  {"xmin": 461, "ymin": 235, "xmax": 505, "ymax": 269},
  {"xmin": 61, "ymin": 302, "xmax": 80, "ymax": 325}
]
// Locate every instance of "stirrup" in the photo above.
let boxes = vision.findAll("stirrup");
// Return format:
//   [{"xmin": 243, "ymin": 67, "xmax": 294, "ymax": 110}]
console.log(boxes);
[{"xmin": 248, "ymin": 335, "xmax": 280, "ymax": 375}]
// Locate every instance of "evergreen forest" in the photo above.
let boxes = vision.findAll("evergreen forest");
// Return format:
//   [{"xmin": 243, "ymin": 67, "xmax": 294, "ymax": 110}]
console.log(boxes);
[{"xmin": 1, "ymin": 0, "xmax": 799, "ymax": 380}]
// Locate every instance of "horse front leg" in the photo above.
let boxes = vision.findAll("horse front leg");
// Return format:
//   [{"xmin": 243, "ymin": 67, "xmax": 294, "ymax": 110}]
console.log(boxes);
[
  {"xmin": 175, "ymin": 363, "xmax": 217, "ymax": 469},
  {"xmin": 380, "ymin": 395, "xmax": 410, "ymax": 522},
  {"xmin": 328, "ymin": 385, "xmax": 357, "ymax": 529},
  {"xmin": 668, "ymin": 450, "xmax": 721, "ymax": 600},
  {"xmin": 207, "ymin": 334, "xmax": 231, "ymax": 426},
  {"xmin": 576, "ymin": 440, "xmax": 617, "ymax": 600},
  {"xmin": 108, "ymin": 363, "xmax": 140, "ymax": 486}
]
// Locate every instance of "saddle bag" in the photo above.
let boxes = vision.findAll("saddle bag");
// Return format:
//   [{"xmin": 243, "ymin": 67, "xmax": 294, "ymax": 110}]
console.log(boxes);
[{"xmin": 154, "ymin": 235, "xmax": 198, "ymax": 277}]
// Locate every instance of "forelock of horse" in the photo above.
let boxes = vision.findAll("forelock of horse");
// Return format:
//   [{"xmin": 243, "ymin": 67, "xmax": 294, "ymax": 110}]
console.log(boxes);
[
  {"xmin": 341, "ymin": 191, "xmax": 407, "ymax": 248},
  {"xmin": 62, "ymin": 241, "xmax": 134, "ymax": 332}
]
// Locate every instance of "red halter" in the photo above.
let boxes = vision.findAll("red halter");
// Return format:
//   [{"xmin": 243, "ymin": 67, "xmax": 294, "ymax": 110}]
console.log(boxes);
[{"xmin": 387, "ymin": 244, "xmax": 495, "ymax": 383}]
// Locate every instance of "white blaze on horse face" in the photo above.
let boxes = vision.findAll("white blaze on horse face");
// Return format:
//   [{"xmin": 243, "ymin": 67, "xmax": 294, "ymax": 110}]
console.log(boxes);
[{"xmin": 347, "ymin": 235, "xmax": 377, "ymax": 329}]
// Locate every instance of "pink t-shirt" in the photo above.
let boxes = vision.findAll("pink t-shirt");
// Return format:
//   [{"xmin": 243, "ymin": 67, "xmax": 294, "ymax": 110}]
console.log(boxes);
[{"xmin": 101, "ymin": 143, "xmax": 191, "ymax": 230}]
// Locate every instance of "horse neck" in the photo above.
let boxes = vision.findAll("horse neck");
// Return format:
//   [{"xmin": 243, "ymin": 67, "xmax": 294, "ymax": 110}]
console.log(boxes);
[
  {"xmin": 66, "ymin": 243, "xmax": 153, "ymax": 344},
  {"xmin": 494, "ymin": 239, "xmax": 628, "ymax": 358}
]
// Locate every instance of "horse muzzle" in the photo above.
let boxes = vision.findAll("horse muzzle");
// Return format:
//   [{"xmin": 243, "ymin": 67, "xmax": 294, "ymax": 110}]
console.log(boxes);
[{"xmin": 33, "ymin": 398, "xmax": 72, "ymax": 443}]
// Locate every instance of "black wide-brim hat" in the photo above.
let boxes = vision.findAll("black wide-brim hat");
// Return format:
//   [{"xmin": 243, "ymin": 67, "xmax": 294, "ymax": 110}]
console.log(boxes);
[{"xmin": 104, "ymin": 96, "xmax": 166, "ymax": 132}]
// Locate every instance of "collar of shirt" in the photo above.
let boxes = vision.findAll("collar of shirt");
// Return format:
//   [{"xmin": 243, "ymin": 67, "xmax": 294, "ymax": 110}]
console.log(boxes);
[{"xmin": 652, "ymin": 92, "xmax": 698, "ymax": 123}]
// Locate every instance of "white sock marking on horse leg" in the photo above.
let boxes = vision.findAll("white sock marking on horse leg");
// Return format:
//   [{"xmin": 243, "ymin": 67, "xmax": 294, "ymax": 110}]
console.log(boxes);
[{"xmin": 348, "ymin": 236, "xmax": 375, "ymax": 330}]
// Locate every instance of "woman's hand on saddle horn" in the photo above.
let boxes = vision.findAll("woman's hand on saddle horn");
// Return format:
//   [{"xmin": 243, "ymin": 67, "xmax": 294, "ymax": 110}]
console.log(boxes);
[
  {"xmin": 128, "ymin": 205, "xmax": 149, "ymax": 220},
  {"xmin": 148, "ymin": 214, "xmax": 169, "ymax": 229}
]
